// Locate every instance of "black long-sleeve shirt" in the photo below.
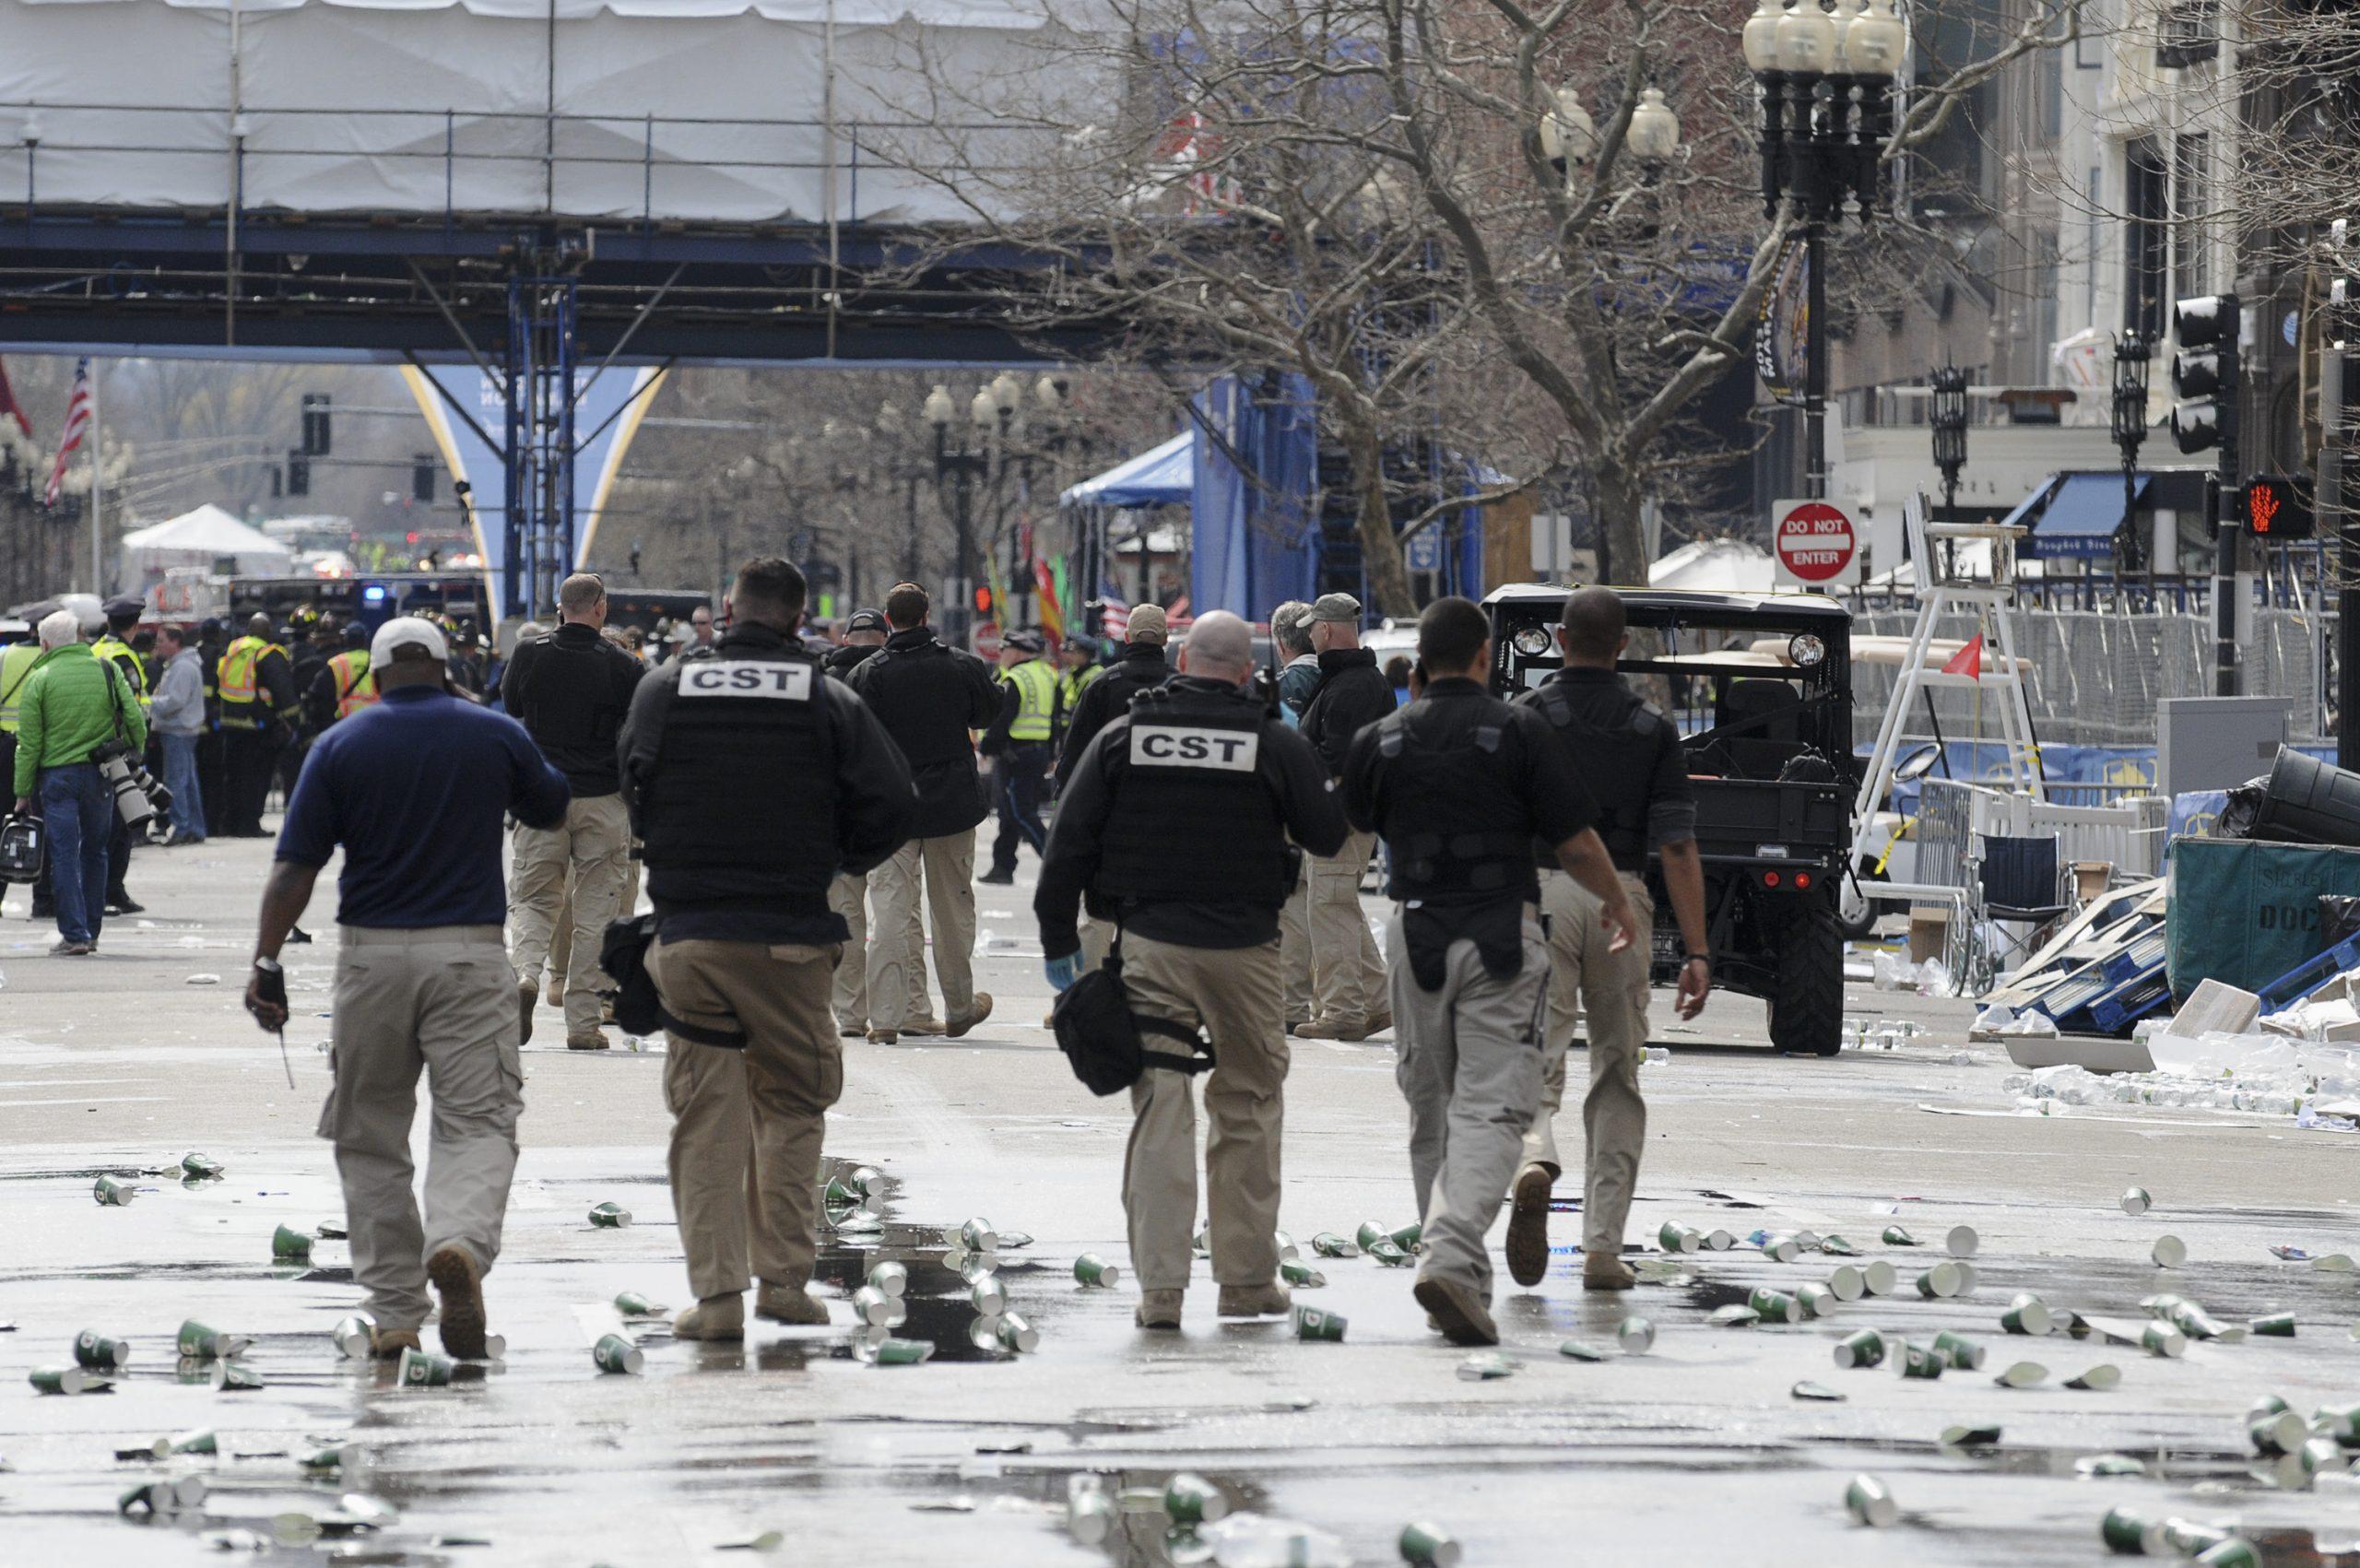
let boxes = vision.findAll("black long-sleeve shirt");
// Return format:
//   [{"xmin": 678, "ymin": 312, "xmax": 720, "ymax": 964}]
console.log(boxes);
[{"xmin": 501, "ymin": 621, "xmax": 646, "ymax": 797}]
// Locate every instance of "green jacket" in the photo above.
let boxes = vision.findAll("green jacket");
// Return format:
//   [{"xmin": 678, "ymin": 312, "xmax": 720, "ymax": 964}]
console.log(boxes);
[{"xmin": 12, "ymin": 643, "xmax": 148, "ymax": 797}]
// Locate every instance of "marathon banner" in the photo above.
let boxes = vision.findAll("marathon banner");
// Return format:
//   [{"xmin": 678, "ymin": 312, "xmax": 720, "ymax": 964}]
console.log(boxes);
[{"xmin": 400, "ymin": 364, "xmax": 667, "ymax": 630}]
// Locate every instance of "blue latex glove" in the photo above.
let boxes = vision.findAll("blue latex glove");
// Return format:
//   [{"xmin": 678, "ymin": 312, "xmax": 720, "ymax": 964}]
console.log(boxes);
[{"xmin": 1044, "ymin": 952, "xmax": 1083, "ymax": 993}]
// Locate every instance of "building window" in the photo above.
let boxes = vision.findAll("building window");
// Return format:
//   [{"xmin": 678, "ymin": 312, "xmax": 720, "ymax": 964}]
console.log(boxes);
[
  {"xmin": 2173, "ymin": 131, "xmax": 2210, "ymax": 301},
  {"xmin": 2156, "ymin": 0, "xmax": 2219, "ymax": 69},
  {"xmin": 2124, "ymin": 138, "xmax": 2167, "ymax": 338},
  {"xmin": 2085, "ymin": 163, "xmax": 2103, "ymax": 321}
]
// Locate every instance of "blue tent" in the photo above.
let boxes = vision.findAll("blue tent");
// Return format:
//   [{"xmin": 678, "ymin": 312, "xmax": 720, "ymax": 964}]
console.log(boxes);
[
  {"xmin": 1060, "ymin": 432, "xmax": 1194, "ymax": 508},
  {"xmin": 1190, "ymin": 375, "xmax": 1319, "ymax": 621}
]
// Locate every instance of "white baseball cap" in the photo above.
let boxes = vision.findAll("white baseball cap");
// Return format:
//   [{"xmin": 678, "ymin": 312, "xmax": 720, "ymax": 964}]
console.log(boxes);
[{"xmin": 370, "ymin": 615, "xmax": 450, "ymax": 668}]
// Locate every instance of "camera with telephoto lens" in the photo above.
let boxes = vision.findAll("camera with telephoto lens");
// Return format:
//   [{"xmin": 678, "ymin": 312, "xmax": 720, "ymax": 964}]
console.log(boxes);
[{"xmin": 91, "ymin": 739, "xmax": 171, "ymax": 832}]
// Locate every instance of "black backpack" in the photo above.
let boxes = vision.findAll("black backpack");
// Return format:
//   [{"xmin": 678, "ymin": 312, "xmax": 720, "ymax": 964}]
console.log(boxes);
[{"xmin": 1051, "ymin": 937, "xmax": 1213, "ymax": 1095}]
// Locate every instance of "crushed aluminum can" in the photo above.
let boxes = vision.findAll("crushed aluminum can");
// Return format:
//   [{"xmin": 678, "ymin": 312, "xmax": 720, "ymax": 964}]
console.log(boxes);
[
  {"xmin": 1758, "ymin": 1232, "xmax": 1801, "ymax": 1263},
  {"xmin": 1894, "ymin": 1340, "xmax": 1945, "ymax": 1380},
  {"xmin": 968, "ymin": 1276, "xmax": 1007, "ymax": 1317},
  {"xmin": 588, "ymin": 1202, "xmax": 632, "ymax": 1228},
  {"xmin": 614, "ymin": 1291, "xmax": 668, "ymax": 1317},
  {"xmin": 851, "ymin": 1286, "xmax": 904, "ymax": 1327},
  {"xmin": 1399, "ymin": 1521, "xmax": 1462, "ymax": 1566},
  {"xmin": 2152, "ymin": 1234, "xmax": 2188, "ymax": 1267},
  {"xmin": 1389, "ymin": 1222, "xmax": 1422, "ymax": 1253},
  {"xmin": 1367, "ymin": 1240, "xmax": 1413, "ymax": 1268},
  {"xmin": 1882, "ymin": 1225, "xmax": 1918, "ymax": 1247},
  {"xmin": 1941, "ymin": 1424, "xmax": 2002, "ymax": 1448},
  {"xmin": 1354, "ymin": 1220, "xmax": 1389, "ymax": 1252},
  {"xmin": 857, "ymin": 1336, "xmax": 935, "ymax": 1365},
  {"xmin": 92, "ymin": 1175, "xmax": 136, "ymax": 1207},
  {"xmin": 1558, "ymin": 1339, "xmax": 1610, "ymax": 1362},
  {"xmin": 1191, "ymin": 1226, "xmax": 1210, "ymax": 1259},
  {"xmin": 1067, "ymin": 1485, "xmax": 1115, "ymax": 1545},
  {"xmin": 1791, "ymin": 1380, "xmax": 1846, "ymax": 1401},
  {"xmin": 119, "ymin": 1475, "xmax": 206, "ymax": 1517},
  {"xmin": 1747, "ymin": 1288, "xmax": 1804, "ymax": 1325},
  {"xmin": 2002, "ymin": 1292, "xmax": 2053, "ymax": 1337},
  {"xmin": 2120, "ymin": 1186, "xmax": 2152, "ymax": 1216},
  {"xmin": 1292, "ymin": 1305, "xmax": 1346, "ymax": 1342},
  {"xmin": 958, "ymin": 1218, "xmax": 997, "ymax": 1253},
  {"xmin": 1845, "ymin": 1473, "xmax": 1897, "ymax": 1527},
  {"xmin": 2195, "ymin": 1541, "xmax": 2260, "ymax": 1568},
  {"xmin": 211, "ymin": 1361, "xmax": 264, "ymax": 1392},
  {"xmin": 152, "ymin": 1427, "xmax": 217, "ymax": 1458},
  {"xmin": 847, "ymin": 1164, "xmax": 886, "ymax": 1196},
  {"xmin": 1796, "ymin": 1283, "xmax": 1839, "ymax": 1319},
  {"xmin": 315, "ymin": 1221, "xmax": 348, "ymax": 1240},
  {"xmin": 2101, "ymin": 1505, "xmax": 2166, "ymax": 1555},
  {"xmin": 2324, "ymin": 1402, "xmax": 2360, "ymax": 1448},
  {"xmin": 301, "ymin": 1445, "xmax": 351, "ymax": 1473},
  {"xmin": 1272, "ymin": 1229, "xmax": 1298, "ymax": 1262},
  {"xmin": 1702, "ymin": 1229, "xmax": 1736, "ymax": 1252},
  {"xmin": 1457, "ymin": 1351, "xmax": 1516, "ymax": 1382},
  {"xmin": 73, "ymin": 1330, "xmax": 130, "ymax": 1370},
  {"xmin": 2065, "ymin": 1363, "xmax": 2121, "ymax": 1391},
  {"xmin": 1310, "ymin": 1232, "xmax": 1360, "ymax": 1258},
  {"xmin": 30, "ymin": 1365, "xmax": 111, "ymax": 1395},
  {"xmin": 271, "ymin": 1223, "xmax": 313, "ymax": 1261},
  {"xmin": 1162, "ymin": 1473, "xmax": 1229, "ymax": 1526},
  {"xmin": 2250, "ymin": 1408, "xmax": 2310, "ymax": 1456},
  {"xmin": 1860, "ymin": 1260, "xmax": 1897, "ymax": 1296},
  {"xmin": 176, "ymin": 1321, "xmax": 252, "ymax": 1361},
  {"xmin": 1914, "ymin": 1261, "xmax": 1963, "ymax": 1299},
  {"xmin": 1708, "ymin": 1304, "xmax": 1760, "ymax": 1327},
  {"xmin": 1615, "ymin": 1315, "xmax": 1655, "ymax": 1354},
  {"xmin": 1825, "ymin": 1265, "xmax": 1867, "ymax": 1303},
  {"xmin": 1658, "ymin": 1222, "xmax": 1703, "ymax": 1254},
  {"xmin": 1279, "ymin": 1258, "xmax": 1326, "ymax": 1289},
  {"xmin": 863, "ymin": 1264, "xmax": 906, "ymax": 1301},
  {"xmin": 823, "ymin": 1178, "xmax": 883, "ymax": 1214},
  {"xmin": 995, "ymin": 1312, "xmax": 1040, "ymax": 1354},
  {"xmin": 1833, "ymin": 1329, "xmax": 1886, "ymax": 1370},
  {"xmin": 1819, "ymin": 1233, "xmax": 1862, "ymax": 1256},
  {"xmin": 2161, "ymin": 1519, "xmax": 2233, "ymax": 1557},
  {"xmin": 1073, "ymin": 1254, "xmax": 1121, "ymax": 1288},
  {"xmin": 332, "ymin": 1314, "xmax": 377, "ymax": 1359},
  {"xmin": 1930, "ymin": 1330, "xmax": 1986, "ymax": 1371},
  {"xmin": 181, "ymin": 1152, "xmax": 224, "ymax": 1179},
  {"xmin": 1951, "ymin": 1261, "xmax": 1980, "ymax": 1297},
  {"xmin": 2252, "ymin": 1313, "xmax": 2296, "ymax": 1338},
  {"xmin": 397, "ymin": 1347, "xmax": 454, "ymax": 1387},
  {"xmin": 997, "ymin": 1230, "xmax": 1033, "ymax": 1249},
  {"xmin": 2141, "ymin": 1324, "xmax": 2188, "ymax": 1359},
  {"xmin": 592, "ymin": 1334, "xmax": 643, "ymax": 1374},
  {"xmin": 1991, "ymin": 1362, "xmax": 2047, "ymax": 1388},
  {"xmin": 1946, "ymin": 1224, "xmax": 1978, "ymax": 1258},
  {"xmin": 943, "ymin": 1243, "xmax": 998, "ymax": 1276},
  {"xmin": 2076, "ymin": 1454, "xmax": 2144, "ymax": 1478}
]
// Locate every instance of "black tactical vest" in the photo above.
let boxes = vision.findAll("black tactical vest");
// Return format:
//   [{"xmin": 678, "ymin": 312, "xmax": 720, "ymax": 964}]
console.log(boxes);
[
  {"xmin": 639, "ymin": 645, "xmax": 839, "ymax": 907},
  {"xmin": 1526, "ymin": 676, "xmax": 1662, "ymax": 871},
  {"xmin": 1092, "ymin": 684, "xmax": 1293, "ymax": 909},
  {"xmin": 1373, "ymin": 702, "xmax": 1541, "ymax": 904}
]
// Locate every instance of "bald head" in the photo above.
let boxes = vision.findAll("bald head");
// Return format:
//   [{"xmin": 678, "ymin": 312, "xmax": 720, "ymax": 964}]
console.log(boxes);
[
  {"xmin": 1177, "ymin": 609, "xmax": 1253, "ymax": 685},
  {"xmin": 1559, "ymin": 585, "xmax": 1628, "ymax": 666}
]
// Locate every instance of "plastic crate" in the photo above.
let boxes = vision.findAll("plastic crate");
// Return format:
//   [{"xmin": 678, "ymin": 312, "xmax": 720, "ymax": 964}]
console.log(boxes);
[{"xmin": 2256, "ymin": 932, "xmax": 2360, "ymax": 1017}]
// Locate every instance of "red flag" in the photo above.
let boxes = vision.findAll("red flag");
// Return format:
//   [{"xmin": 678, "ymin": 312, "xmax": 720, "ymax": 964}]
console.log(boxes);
[
  {"xmin": 0, "ymin": 356, "xmax": 31, "ymax": 439},
  {"xmin": 1941, "ymin": 634, "xmax": 1984, "ymax": 678}
]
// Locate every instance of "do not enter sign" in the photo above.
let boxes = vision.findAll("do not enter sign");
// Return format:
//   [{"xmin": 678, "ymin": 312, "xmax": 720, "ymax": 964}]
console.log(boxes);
[{"xmin": 1771, "ymin": 499, "xmax": 1861, "ymax": 588}]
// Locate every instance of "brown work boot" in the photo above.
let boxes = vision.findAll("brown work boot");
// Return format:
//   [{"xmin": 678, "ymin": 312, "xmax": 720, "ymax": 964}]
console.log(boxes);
[
  {"xmin": 1293, "ymin": 1017, "xmax": 1369, "ymax": 1043},
  {"xmin": 1505, "ymin": 1164, "xmax": 1553, "ymax": 1289},
  {"xmin": 1412, "ymin": 1274, "xmax": 1499, "ymax": 1347},
  {"xmin": 1135, "ymin": 1290, "xmax": 1184, "ymax": 1330},
  {"xmin": 370, "ymin": 1326, "xmax": 421, "ymax": 1361},
  {"xmin": 866, "ymin": 1027, "xmax": 899, "ymax": 1044},
  {"xmin": 1583, "ymin": 1254, "xmax": 1637, "ymax": 1292},
  {"xmin": 1364, "ymin": 1008, "xmax": 1394, "ymax": 1037},
  {"xmin": 427, "ymin": 1245, "xmax": 489, "ymax": 1359},
  {"xmin": 673, "ymin": 1294, "xmax": 746, "ymax": 1341},
  {"xmin": 947, "ymin": 994, "xmax": 995, "ymax": 1039},
  {"xmin": 755, "ymin": 1282, "xmax": 829, "ymax": 1326},
  {"xmin": 516, "ymin": 980, "xmax": 537, "ymax": 1046},
  {"xmin": 1217, "ymin": 1282, "xmax": 1291, "ymax": 1318},
  {"xmin": 544, "ymin": 978, "xmax": 563, "ymax": 1009},
  {"xmin": 565, "ymin": 1030, "xmax": 609, "ymax": 1052},
  {"xmin": 903, "ymin": 1015, "xmax": 947, "ymax": 1038}
]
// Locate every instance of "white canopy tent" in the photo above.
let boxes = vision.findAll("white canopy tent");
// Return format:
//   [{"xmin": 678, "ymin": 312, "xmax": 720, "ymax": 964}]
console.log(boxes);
[
  {"xmin": 120, "ymin": 504, "xmax": 295, "ymax": 582},
  {"xmin": 1648, "ymin": 539, "xmax": 1776, "ymax": 593}
]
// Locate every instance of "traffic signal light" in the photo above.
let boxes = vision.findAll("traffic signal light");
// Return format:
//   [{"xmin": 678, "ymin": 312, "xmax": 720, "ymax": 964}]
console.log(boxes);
[
  {"xmin": 301, "ymin": 394, "xmax": 332, "ymax": 457},
  {"xmin": 973, "ymin": 585, "xmax": 993, "ymax": 616},
  {"xmin": 2168, "ymin": 293, "xmax": 2238, "ymax": 455},
  {"xmin": 2244, "ymin": 474, "xmax": 2316, "ymax": 539},
  {"xmin": 412, "ymin": 454, "xmax": 435, "ymax": 503},
  {"xmin": 286, "ymin": 450, "xmax": 310, "ymax": 497}
]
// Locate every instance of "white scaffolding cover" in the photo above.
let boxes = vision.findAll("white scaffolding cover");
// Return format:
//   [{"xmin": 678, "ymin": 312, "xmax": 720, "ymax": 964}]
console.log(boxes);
[{"xmin": 0, "ymin": 0, "xmax": 1075, "ymax": 223}]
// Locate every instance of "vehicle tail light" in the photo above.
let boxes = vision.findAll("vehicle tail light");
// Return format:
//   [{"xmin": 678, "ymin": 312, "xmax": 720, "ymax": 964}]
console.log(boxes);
[
  {"xmin": 1794, "ymin": 871, "xmax": 1813, "ymax": 890},
  {"xmin": 1762, "ymin": 870, "xmax": 1782, "ymax": 888}
]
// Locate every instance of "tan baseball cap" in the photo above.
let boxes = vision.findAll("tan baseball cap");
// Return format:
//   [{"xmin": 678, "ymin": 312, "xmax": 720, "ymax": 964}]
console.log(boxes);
[
  {"xmin": 1126, "ymin": 603, "xmax": 1169, "ymax": 643},
  {"xmin": 1306, "ymin": 592, "xmax": 1363, "ymax": 623}
]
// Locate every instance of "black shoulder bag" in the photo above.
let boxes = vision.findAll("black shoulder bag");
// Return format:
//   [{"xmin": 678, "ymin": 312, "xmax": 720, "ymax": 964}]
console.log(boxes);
[
  {"xmin": 1051, "ymin": 932, "xmax": 1213, "ymax": 1096},
  {"xmin": 599, "ymin": 914, "xmax": 749, "ymax": 1049}
]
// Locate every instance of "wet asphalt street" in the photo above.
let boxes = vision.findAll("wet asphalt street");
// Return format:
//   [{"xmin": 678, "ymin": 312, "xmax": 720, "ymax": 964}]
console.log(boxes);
[{"xmin": 7, "ymin": 835, "xmax": 2360, "ymax": 1566}]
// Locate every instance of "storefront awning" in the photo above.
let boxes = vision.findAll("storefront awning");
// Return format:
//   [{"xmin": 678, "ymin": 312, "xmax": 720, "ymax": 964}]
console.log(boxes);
[{"xmin": 2009, "ymin": 471, "xmax": 2151, "ymax": 560}]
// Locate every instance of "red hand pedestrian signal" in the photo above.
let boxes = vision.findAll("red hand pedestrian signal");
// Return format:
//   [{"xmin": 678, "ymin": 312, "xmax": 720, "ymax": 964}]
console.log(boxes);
[{"xmin": 2241, "ymin": 475, "xmax": 2314, "ymax": 539}]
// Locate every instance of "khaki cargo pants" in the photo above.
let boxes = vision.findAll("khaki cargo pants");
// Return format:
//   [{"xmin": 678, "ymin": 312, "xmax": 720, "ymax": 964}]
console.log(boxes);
[
  {"xmin": 1307, "ymin": 828, "xmax": 1387, "ymax": 1027},
  {"xmin": 867, "ymin": 830, "xmax": 979, "ymax": 1033},
  {"xmin": 652, "ymin": 937, "xmax": 844, "ymax": 1301},
  {"xmin": 1523, "ymin": 869, "xmax": 1655, "ymax": 1258},
  {"xmin": 508, "ymin": 793, "xmax": 631, "ymax": 1038},
  {"xmin": 319, "ymin": 925, "xmax": 523, "ymax": 1331},
  {"xmin": 1120, "ymin": 935, "xmax": 1289, "ymax": 1292},
  {"xmin": 1388, "ymin": 908, "xmax": 1549, "ymax": 1303},
  {"xmin": 830, "ymin": 870, "xmax": 929, "ymax": 1031}
]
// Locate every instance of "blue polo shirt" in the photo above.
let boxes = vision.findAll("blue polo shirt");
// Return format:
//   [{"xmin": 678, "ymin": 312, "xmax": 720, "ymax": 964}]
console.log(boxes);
[{"xmin": 277, "ymin": 685, "xmax": 570, "ymax": 928}]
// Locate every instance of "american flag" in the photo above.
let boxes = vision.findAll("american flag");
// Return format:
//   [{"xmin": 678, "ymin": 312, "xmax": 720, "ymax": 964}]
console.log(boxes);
[
  {"xmin": 1099, "ymin": 595, "xmax": 1130, "ymax": 639},
  {"xmin": 43, "ymin": 358, "xmax": 91, "ymax": 508}
]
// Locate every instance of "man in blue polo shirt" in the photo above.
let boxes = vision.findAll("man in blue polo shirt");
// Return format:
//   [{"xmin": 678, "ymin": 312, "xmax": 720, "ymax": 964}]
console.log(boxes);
[{"xmin": 244, "ymin": 616, "xmax": 569, "ymax": 1362}]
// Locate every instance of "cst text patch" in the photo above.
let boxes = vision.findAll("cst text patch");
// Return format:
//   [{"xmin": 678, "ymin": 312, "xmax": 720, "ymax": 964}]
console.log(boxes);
[
  {"xmin": 1129, "ymin": 725, "xmax": 1258, "ymax": 771},
  {"xmin": 678, "ymin": 662, "xmax": 814, "ymax": 701}
]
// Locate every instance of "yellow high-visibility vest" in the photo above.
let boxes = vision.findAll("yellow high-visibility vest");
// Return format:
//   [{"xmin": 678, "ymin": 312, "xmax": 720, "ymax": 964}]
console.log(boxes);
[
  {"xmin": 1001, "ymin": 658, "xmax": 1058, "ymax": 743},
  {"xmin": 327, "ymin": 650, "xmax": 377, "ymax": 719},
  {"xmin": 91, "ymin": 634, "xmax": 149, "ymax": 714},
  {"xmin": 218, "ymin": 636, "xmax": 289, "ymax": 731},
  {"xmin": 0, "ymin": 642, "xmax": 38, "ymax": 735}
]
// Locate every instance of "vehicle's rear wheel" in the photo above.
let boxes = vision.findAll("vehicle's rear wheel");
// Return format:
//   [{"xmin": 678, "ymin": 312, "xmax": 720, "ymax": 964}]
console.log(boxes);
[{"xmin": 1769, "ymin": 896, "xmax": 1845, "ymax": 1056}]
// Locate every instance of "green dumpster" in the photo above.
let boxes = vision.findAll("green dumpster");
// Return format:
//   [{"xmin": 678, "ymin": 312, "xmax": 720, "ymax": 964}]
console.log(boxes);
[{"xmin": 2166, "ymin": 837, "xmax": 2360, "ymax": 1000}]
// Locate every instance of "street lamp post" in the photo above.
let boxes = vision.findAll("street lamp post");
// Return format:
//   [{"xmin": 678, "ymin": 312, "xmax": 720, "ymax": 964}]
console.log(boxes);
[
  {"xmin": 1745, "ymin": 0, "xmax": 1906, "ymax": 501},
  {"xmin": 2111, "ymin": 331, "xmax": 2153, "ymax": 594},
  {"xmin": 923, "ymin": 383, "xmax": 989, "ymax": 643},
  {"xmin": 1929, "ymin": 364, "xmax": 1968, "ymax": 513}
]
